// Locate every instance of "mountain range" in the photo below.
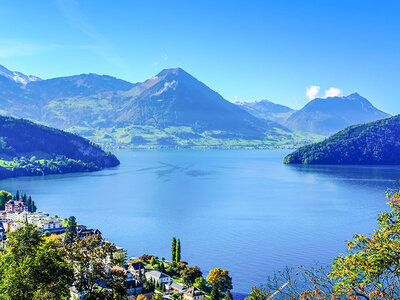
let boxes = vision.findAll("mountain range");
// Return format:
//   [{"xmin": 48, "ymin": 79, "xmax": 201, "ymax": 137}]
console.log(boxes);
[
  {"xmin": 0, "ymin": 64, "xmax": 391, "ymax": 148},
  {"xmin": 235, "ymin": 100, "xmax": 296, "ymax": 124},
  {"xmin": 237, "ymin": 94, "xmax": 390, "ymax": 136},
  {"xmin": 0, "ymin": 65, "xmax": 319, "ymax": 148}
]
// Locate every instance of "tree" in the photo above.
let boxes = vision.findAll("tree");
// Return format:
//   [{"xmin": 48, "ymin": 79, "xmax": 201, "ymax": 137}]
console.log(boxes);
[
  {"xmin": 225, "ymin": 290, "xmax": 233, "ymax": 300},
  {"xmin": 137, "ymin": 294, "xmax": 148, "ymax": 300},
  {"xmin": 150, "ymin": 256, "xmax": 156, "ymax": 266},
  {"xmin": 176, "ymin": 238, "xmax": 181, "ymax": 262},
  {"xmin": 210, "ymin": 285, "xmax": 220, "ymax": 300},
  {"xmin": 181, "ymin": 266, "xmax": 202, "ymax": 287},
  {"xmin": 63, "ymin": 215, "xmax": 77, "ymax": 244},
  {"xmin": 62, "ymin": 233, "xmax": 127, "ymax": 299},
  {"xmin": 44, "ymin": 230, "xmax": 51, "ymax": 237},
  {"xmin": 152, "ymin": 293, "xmax": 163, "ymax": 300},
  {"xmin": 0, "ymin": 190, "xmax": 11, "ymax": 210},
  {"xmin": 0, "ymin": 224, "xmax": 73, "ymax": 299},
  {"xmin": 194, "ymin": 276, "xmax": 207, "ymax": 291},
  {"xmin": 328, "ymin": 187, "xmax": 400, "ymax": 299},
  {"xmin": 207, "ymin": 268, "xmax": 232, "ymax": 293},
  {"xmin": 171, "ymin": 237, "xmax": 177, "ymax": 262}
]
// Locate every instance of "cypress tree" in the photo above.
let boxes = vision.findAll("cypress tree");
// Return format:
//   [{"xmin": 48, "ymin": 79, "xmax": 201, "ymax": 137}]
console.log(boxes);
[
  {"xmin": 171, "ymin": 237, "xmax": 177, "ymax": 262},
  {"xmin": 15, "ymin": 191, "xmax": 20, "ymax": 201},
  {"xmin": 63, "ymin": 216, "xmax": 77, "ymax": 244},
  {"xmin": 176, "ymin": 239, "xmax": 181, "ymax": 262}
]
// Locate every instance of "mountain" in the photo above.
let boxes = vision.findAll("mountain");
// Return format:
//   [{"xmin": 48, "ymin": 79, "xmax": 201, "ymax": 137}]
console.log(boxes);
[
  {"xmin": 236, "ymin": 100, "xmax": 296, "ymax": 124},
  {"xmin": 113, "ymin": 68, "xmax": 280, "ymax": 138},
  {"xmin": 0, "ymin": 115, "xmax": 119, "ymax": 179},
  {"xmin": 0, "ymin": 64, "xmax": 321, "ymax": 148},
  {"xmin": 0, "ymin": 64, "xmax": 41, "ymax": 85},
  {"xmin": 285, "ymin": 93, "xmax": 390, "ymax": 135},
  {"xmin": 284, "ymin": 115, "xmax": 400, "ymax": 165}
]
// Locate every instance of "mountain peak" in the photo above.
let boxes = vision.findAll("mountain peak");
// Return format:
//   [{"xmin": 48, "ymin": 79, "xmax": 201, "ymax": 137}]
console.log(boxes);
[{"xmin": 0, "ymin": 64, "xmax": 41, "ymax": 85}]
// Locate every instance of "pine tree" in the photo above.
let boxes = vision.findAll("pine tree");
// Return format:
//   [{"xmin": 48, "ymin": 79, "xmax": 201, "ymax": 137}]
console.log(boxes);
[
  {"xmin": 176, "ymin": 239, "xmax": 181, "ymax": 262},
  {"xmin": 225, "ymin": 290, "xmax": 232, "ymax": 300},
  {"xmin": 171, "ymin": 237, "xmax": 177, "ymax": 262},
  {"xmin": 63, "ymin": 216, "xmax": 78, "ymax": 244},
  {"xmin": 210, "ymin": 286, "xmax": 219, "ymax": 300},
  {"xmin": 15, "ymin": 191, "xmax": 19, "ymax": 202},
  {"xmin": 22, "ymin": 193, "xmax": 27, "ymax": 203}
]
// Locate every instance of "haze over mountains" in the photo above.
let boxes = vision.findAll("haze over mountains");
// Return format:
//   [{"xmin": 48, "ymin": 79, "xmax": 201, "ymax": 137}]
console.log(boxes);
[{"xmin": 0, "ymin": 64, "xmax": 391, "ymax": 147}]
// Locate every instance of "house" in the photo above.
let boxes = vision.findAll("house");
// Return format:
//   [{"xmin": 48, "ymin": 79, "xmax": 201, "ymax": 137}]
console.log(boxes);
[
  {"xmin": 184, "ymin": 288, "xmax": 206, "ymax": 300},
  {"xmin": 167, "ymin": 282, "xmax": 186, "ymax": 293},
  {"xmin": 145, "ymin": 270, "xmax": 173, "ymax": 285},
  {"xmin": 77, "ymin": 228, "xmax": 101, "ymax": 239},
  {"xmin": 112, "ymin": 266, "xmax": 143, "ymax": 296},
  {"xmin": 5, "ymin": 200, "xmax": 28, "ymax": 213},
  {"xmin": 128, "ymin": 261, "xmax": 145, "ymax": 277}
]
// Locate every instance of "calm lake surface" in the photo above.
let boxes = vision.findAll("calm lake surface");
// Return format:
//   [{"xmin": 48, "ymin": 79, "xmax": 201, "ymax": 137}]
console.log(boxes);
[{"xmin": 1, "ymin": 150, "xmax": 399, "ymax": 292}]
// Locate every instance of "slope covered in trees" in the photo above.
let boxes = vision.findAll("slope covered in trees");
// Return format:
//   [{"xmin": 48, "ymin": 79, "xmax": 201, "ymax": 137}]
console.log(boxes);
[
  {"xmin": 0, "ymin": 115, "xmax": 119, "ymax": 179},
  {"xmin": 284, "ymin": 115, "xmax": 400, "ymax": 165}
]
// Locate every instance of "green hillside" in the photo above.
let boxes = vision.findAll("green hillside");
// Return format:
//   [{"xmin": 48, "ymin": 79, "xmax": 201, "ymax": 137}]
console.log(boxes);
[
  {"xmin": 0, "ymin": 116, "xmax": 119, "ymax": 179},
  {"xmin": 284, "ymin": 115, "xmax": 400, "ymax": 164}
]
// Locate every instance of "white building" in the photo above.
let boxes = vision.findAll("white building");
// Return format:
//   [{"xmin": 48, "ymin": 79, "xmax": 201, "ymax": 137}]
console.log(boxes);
[{"xmin": 145, "ymin": 270, "xmax": 173, "ymax": 285}]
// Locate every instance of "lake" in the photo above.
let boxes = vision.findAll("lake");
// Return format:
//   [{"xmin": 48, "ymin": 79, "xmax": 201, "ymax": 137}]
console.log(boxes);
[{"xmin": 1, "ymin": 149, "xmax": 399, "ymax": 293}]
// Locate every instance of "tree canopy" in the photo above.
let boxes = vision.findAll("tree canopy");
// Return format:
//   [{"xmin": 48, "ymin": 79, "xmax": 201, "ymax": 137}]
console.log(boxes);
[{"xmin": 0, "ymin": 224, "xmax": 73, "ymax": 300}]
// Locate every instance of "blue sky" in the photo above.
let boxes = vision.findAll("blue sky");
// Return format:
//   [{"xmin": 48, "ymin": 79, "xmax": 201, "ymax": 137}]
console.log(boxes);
[{"xmin": 0, "ymin": 0, "xmax": 399, "ymax": 113}]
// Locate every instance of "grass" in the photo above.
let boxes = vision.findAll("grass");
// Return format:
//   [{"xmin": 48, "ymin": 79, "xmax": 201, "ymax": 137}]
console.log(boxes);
[{"xmin": 68, "ymin": 125, "xmax": 324, "ymax": 149}]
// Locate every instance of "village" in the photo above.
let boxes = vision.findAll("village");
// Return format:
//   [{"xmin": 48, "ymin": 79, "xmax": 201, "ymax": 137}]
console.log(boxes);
[{"xmin": 0, "ymin": 192, "xmax": 233, "ymax": 300}]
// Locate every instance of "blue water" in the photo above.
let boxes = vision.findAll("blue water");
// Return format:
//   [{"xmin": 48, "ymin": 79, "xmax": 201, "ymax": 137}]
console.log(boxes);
[{"xmin": 0, "ymin": 150, "xmax": 398, "ymax": 292}]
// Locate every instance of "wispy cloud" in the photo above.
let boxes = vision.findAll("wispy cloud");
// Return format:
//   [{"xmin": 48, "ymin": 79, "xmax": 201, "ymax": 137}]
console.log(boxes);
[
  {"xmin": 0, "ymin": 41, "xmax": 42, "ymax": 58},
  {"xmin": 323, "ymin": 87, "xmax": 343, "ymax": 98},
  {"xmin": 305, "ymin": 85, "xmax": 320, "ymax": 101},
  {"xmin": 162, "ymin": 54, "xmax": 168, "ymax": 61},
  {"xmin": 56, "ymin": 0, "xmax": 125, "ymax": 67}
]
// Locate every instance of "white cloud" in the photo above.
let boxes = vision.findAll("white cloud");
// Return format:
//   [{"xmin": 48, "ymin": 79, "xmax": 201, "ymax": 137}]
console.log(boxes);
[
  {"xmin": 323, "ymin": 87, "xmax": 343, "ymax": 98},
  {"xmin": 305, "ymin": 85, "xmax": 320, "ymax": 101},
  {"xmin": 153, "ymin": 61, "xmax": 159, "ymax": 66},
  {"xmin": 162, "ymin": 54, "xmax": 168, "ymax": 61}
]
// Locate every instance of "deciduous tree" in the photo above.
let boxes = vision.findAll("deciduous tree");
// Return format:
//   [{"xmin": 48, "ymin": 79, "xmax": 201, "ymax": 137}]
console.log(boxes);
[
  {"xmin": 207, "ymin": 268, "xmax": 232, "ymax": 293},
  {"xmin": 0, "ymin": 224, "xmax": 73, "ymax": 299}
]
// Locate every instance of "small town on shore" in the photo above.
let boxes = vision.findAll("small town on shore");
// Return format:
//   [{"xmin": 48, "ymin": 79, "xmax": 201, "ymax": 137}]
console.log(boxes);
[{"xmin": 0, "ymin": 190, "xmax": 234, "ymax": 300}]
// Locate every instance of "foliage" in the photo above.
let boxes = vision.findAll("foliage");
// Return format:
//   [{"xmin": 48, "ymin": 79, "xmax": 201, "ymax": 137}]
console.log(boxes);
[
  {"xmin": 172, "ymin": 237, "xmax": 177, "ymax": 262},
  {"xmin": 181, "ymin": 266, "xmax": 202, "ymax": 287},
  {"xmin": 137, "ymin": 294, "xmax": 148, "ymax": 300},
  {"xmin": 329, "ymin": 187, "xmax": 400, "ymax": 299},
  {"xmin": 0, "ymin": 190, "xmax": 11, "ymax": 210},
  {"xmin": 152, "ymin": 293, "xmax": 163, "ymax": 300},
  {"xmin": 62, "ymin": 233, "xmax": 127, "ymax": 299},
  {"xmin": 284, "ymin": 115, "xmax": 400, "ymax": 165},
  {"xmin": 176, "ymin": 238, "xmax": 181, "ymax": 262},
  {"xmin": 0, "ymin": 224, "xmax": 73, "ymax": 300},
  {"xmin": 225, "ymin": 289, "xmax": 233, "ymax": 300},
  {"xmin": 0, "ymin": 115, "xmax": 119, "ymax": 180},
  {"xmin": 63, "ymin": 215, "xmax": 77, "ymax": 244},
  {"xmin": 194, "ymin": 276, "xmax": 208, "ymax": 291},
  {"xmin": 206, "ymin": 268, "xmax": 233, "ymax": 293},
  {"xmin": 210, "ymin": 285, "xmax": 220, "ymax": 300}
]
